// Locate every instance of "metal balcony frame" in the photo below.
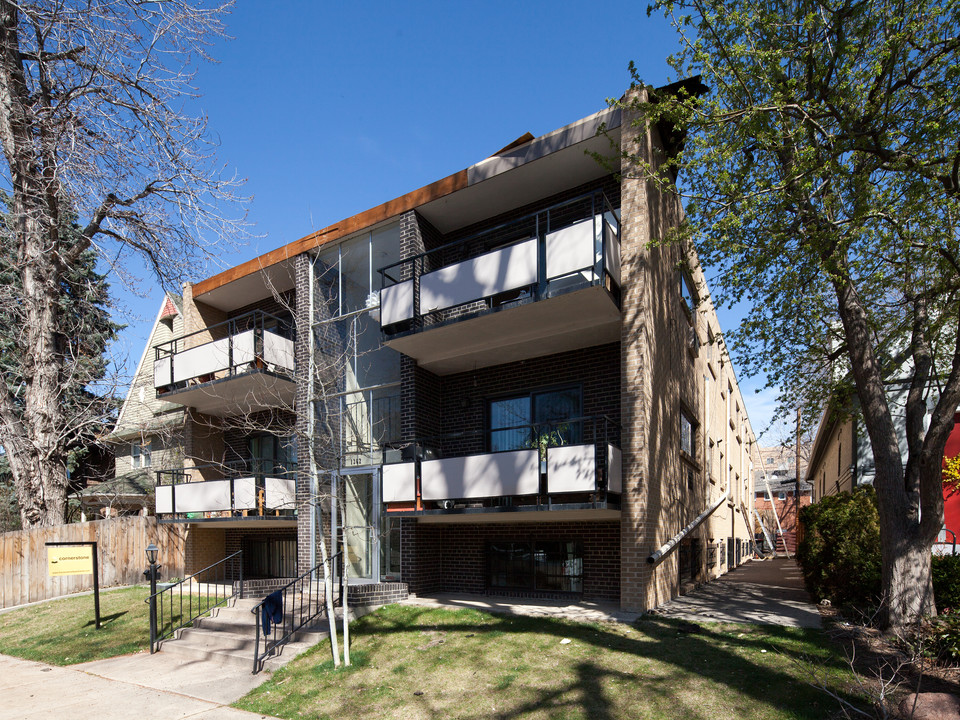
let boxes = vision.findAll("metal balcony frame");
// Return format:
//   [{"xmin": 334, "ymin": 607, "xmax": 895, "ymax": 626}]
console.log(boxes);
[{"xmin": 377, "ymin": 189, "xmax": 620, "ymax": 338}]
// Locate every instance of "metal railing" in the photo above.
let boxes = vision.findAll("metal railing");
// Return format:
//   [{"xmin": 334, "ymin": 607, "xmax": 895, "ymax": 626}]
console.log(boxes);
[
  {"xmin": 146, "ymin": 550, "xmax": 243, "ymax": 653},
  {"xmin": 383, "ymin": 414, "xmax": 621, "ymax": 511},
  {"xmin": 377, "ymin": 189, "xmax": 620, "ymax": 335},
  {"xmin": 154, "ymin": 462, "xmax": 299, "ymax": 520},
  {"xmin": 250, "ymin": 552, "xmax": 343, "ymax": 674},
  {"xmin": 153, "ymin": 309, "xmax": 295, "ymax": 392}
]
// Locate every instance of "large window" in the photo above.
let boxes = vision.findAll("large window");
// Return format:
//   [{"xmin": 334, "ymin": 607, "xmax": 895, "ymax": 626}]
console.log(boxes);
[
  {"xmin": 247, "ymin": 434, "xmax": 296, "ymax": 476},
  {"xmin": 489, "ymin": 387, "xmax": 582, "ymax": 452},
  {"xmin": 487, "ymin": 540, "xmax": 583, "ymax": 593}
]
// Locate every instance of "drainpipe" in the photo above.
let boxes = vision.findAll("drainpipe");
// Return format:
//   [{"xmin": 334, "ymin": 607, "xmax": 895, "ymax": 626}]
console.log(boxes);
[{"xmin": 647, "ymin": 494, "xmax": 728, "ymax": 566}]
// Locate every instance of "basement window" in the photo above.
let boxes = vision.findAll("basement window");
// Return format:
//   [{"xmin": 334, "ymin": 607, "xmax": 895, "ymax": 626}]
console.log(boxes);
[{"xmin": 487, "ymin": 540, "xmax": 583, "ymax": 594}]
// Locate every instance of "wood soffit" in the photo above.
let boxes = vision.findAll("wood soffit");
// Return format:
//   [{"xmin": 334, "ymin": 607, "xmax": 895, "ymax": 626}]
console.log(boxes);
[{"xmin": 193, "ymin": 169, "xmax": 469, "ymax": 298}]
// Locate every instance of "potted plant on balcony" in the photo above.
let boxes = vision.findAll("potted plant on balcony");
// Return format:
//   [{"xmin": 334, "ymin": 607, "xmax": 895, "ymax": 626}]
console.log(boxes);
[{"xmin": 528, "ymin": 424, "xmax": 568, "ymax": 474}]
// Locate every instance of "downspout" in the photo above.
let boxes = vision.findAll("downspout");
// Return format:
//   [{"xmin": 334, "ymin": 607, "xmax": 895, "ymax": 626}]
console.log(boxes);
[{"xmin": 648, "ymin": 494, "xmax": 728, "ymax": 566}]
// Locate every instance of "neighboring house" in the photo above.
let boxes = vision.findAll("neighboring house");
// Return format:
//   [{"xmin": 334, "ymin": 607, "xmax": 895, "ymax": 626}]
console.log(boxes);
[
  {"xmin": 139, "ymin": 84, "xmax": 760, "ymax": 611},
  {"xmin": 90, "ymin": 293, "xmax": 186, "ymax": 520},
  {"xmin": 806, "ymin": 381, "xmax": 960, "ymax": 553},
  {"xmin": 939, "ymin": 412, "xmax": 960, "ymax": 553},
  {"xmin": 754, "ymin": 473, "xmax": 812, "ymax": 553}
]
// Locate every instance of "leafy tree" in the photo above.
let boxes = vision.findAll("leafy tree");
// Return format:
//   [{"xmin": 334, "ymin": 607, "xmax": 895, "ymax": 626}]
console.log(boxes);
[
  {"xmin": 618, "ymin": 0, "xmax": 960, "ymax": 628},
  {"xmin": 0, "ymin": 1, "xmax": 243, "ymax": 527}
]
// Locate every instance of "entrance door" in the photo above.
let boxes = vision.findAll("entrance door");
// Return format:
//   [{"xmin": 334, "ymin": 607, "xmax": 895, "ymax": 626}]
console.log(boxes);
[{"xmin": 335, "ymin": 468, "xmax": 380, "ymax": 581}]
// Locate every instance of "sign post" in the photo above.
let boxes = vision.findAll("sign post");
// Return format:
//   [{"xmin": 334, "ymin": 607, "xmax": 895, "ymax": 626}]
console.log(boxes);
[{"xmin": 46, "ymin": 541, "xmax": 101, "ymax": 629}]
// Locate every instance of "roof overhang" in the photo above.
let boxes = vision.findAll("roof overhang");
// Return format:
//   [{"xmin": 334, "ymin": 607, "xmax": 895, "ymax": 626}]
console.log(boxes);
[{"xmin": 191, "ymin": 107, "xmax": 623, "ymax": 312}]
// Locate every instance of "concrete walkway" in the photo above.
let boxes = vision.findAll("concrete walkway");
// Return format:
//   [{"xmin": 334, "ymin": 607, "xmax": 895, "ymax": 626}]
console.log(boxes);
[
  {"xmin": 653, "ymin": 557, "xmax": 821, "ymax": 628},
  {"xmin": 404, "ymin": 557, "xmax": 820, "ymax": 629},
  {"xmin": 0, "ymin": 652, "xmax": 280, "ymax": 720}
]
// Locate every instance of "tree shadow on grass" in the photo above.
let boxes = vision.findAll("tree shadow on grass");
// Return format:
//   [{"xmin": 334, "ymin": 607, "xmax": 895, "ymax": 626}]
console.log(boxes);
[{"xmin": 247, "ymin": 605, "xmax": 867, "ymax": 720}]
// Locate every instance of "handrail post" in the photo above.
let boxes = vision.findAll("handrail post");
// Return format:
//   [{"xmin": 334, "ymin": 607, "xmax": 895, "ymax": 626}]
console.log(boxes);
[
  {"xmin": 238, "ymin": 549, "xmax": 244, "ymax": 600},
  {"xmin": 148, "ymin": 563, "xmax": 158, "ymax": 654}
]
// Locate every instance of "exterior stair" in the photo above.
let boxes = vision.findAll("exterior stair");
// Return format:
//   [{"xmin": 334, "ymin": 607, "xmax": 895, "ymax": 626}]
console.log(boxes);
[{"xmin": 158, "ymin": 596, "xmax": 330, "ymax": 673}]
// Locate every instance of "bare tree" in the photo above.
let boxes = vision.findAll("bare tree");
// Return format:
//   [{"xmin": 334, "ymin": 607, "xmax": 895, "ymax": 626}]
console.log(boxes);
[{"xmin": 0, "ymin": 1, "xmax": 245, "ymax": 527}]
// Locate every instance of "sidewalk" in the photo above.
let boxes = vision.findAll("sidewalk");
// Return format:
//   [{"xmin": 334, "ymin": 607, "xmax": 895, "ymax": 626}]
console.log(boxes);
[
  {"xmin": 0, "ymin": 653, "xmax": 280, "ymax": 720},
  {"xmin": 652, "ymin": 557, "xmax": 821, "ymax": 628},
  {"xmin": 404, "ymin": 557, "xmax": 820, "ymax": 629}
]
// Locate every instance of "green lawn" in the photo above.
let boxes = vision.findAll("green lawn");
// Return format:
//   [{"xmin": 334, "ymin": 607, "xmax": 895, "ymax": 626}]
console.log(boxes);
[
  {"xmin": 0, "ymin": 585, "xmax": 223, "ymax": 665},
  {"xmin": 0, "ymin": 586, "xmax": 152, "ymax": 664},
  {"xmin": 236, "ymin": 605, "xmax": 865, "ymax": 720}
]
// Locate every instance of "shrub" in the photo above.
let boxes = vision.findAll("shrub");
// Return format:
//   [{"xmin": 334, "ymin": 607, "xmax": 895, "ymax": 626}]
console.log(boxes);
[
  {"xmin": 796, "ymin": 487, "xmax": 881, "ymax": 611},
  {"xmin": 932, "ymin": 554, "xmax": 960, "ymax": 614}
]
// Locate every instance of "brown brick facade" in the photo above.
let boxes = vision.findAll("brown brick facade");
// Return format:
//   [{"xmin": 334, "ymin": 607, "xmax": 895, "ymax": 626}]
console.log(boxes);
[{"xmin": 400, "ymin": 520, "xmax": 620, "ymax": 600}]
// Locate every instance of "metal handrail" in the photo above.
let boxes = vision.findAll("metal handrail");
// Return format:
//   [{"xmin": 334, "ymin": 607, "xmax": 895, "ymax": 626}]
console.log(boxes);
[
  {"xmin": 145, "ymin": 550, "xmax": 243, "ymax": 652},
  {"xmin": 250, "ymin": 552, "xmax": 343, "ymax": 674},
  {"xmin": 153, "ymin": 309, "xmax": 293, "ymax": 358},
  {"xmin": 384, "ymin": 414, "xmax": 621, "ymax": 461}
]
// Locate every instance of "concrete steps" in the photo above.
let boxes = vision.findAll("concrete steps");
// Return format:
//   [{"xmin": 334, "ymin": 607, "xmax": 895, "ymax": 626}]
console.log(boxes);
[{"xmin": 158, "ymin": 595, "xmax": 332, "ymax": 673}]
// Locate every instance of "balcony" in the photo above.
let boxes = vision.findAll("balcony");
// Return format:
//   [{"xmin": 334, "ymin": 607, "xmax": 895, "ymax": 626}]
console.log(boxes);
[
  {"xmin": 153, "ymin": 310, "xmax": 295, "ymax": 416},
  {"xmin": 155, "ymin": 462, "xmax": 297, "ymax": 526},
  {"xmin": 382, "ymin": 416, "xmax": 621, "ymax": 522},
  {"xmin": 377, "ymin": 191, "xmax": 621, "ymax": 375}
]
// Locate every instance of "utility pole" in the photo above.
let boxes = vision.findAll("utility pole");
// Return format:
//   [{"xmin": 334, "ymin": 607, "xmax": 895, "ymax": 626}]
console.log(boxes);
[{"xmin": 796, "ymin": 407, "xmax": 802, "ymax": 522}]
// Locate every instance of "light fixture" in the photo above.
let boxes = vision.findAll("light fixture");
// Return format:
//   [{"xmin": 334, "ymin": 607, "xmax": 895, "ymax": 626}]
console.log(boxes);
[{"xmin": 145, "ymin": 543, "xmax": 158, "ymax": 565}]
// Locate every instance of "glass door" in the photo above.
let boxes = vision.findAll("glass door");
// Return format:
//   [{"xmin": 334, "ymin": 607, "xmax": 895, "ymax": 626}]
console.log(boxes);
[{"xmin": 335, "ymin": 468, "xmax": 381, "ymax": 581}]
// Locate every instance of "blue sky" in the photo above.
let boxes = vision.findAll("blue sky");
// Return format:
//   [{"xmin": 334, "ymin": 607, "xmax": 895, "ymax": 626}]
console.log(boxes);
[{"xmin": 111, "ymin": 0, "xmax": 785, "ymax": 438}]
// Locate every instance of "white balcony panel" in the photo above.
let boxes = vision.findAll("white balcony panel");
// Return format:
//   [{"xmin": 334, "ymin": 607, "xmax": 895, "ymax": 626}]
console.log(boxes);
[
  {"xmin": 154, "ymin": 357, "xmax": 172, "ymax": 388},
  {"xmin": 383, "ymin": 462, "xmax": 416, "ymax": 503},
  {"xmin": 604, "ymin": 221, "xmax": 621, "ymax": 285},
  {"xmin": 607, "ymin": 444, "xmax": 622, "ymax": 493},
  {"xmin": 547, "ymin": 444, "xmax": 596, "ymax": 493},
  {"xmin": 155, "ymin": 485, "xmax": 173, "ymax": 514},
  {"xmin": 546, "ymin": 219, "xmax": 594, "ymax": 281},
  {"xmin": 232, "ymin": 329, "xmax": 256, "ymax": 366},
  {"xmin": 420, "ymin": 238, "xmax": 537, "ymax": 313},
  {"xmin": 172, "ymin": 337, "xmax": 230, "ymax": 383},
  {"xmin": 421, "ymin": 449, "xmax": 539, "ymax": 500},
  {"xmin": 234, "ymin": 477, "xmax": 257, "ymax": 510},
  {"xmin": 263, "ymin": 331, "xmax": 294, "ymax": 372},
  {"xmin": 175, "ymin": 479, "xmax": 232, "ymax": 513},
  {"xmin": 380, "ymin": 280, "xmax": 414, "ymax": 325},
  {"xmin": 265, "ymin": 477, "xmax": 296, "ymax": 509}
]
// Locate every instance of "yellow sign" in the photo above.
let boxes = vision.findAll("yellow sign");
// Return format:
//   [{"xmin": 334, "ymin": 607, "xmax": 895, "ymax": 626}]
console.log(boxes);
[{"xmin": 47, "ymin": 546, "xmax": 94, "ymax": 577}]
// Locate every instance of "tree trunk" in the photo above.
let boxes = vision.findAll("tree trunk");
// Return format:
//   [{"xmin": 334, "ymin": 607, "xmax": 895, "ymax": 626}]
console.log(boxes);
[{"xmin": 879, "ymin": 518, "xmax": 936, "ymax": 629}]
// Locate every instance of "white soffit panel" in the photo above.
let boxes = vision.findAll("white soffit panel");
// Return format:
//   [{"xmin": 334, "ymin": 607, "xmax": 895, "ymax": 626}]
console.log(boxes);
[
  {"xmin": 381, "ymin": 280, "xmax": 414, "ymax": 325},
  {"xmin": 383, "ymin": 462, "xmax": 416, "ymax": 503},
  {"xmin": 420, "ymin": 239, "xmax": 537, "ymax": 313},
  {"xmin": 608, "ymin": 445, "xmax": 622, "ymax": 494},
  {"xmin": 176, "ymin": 479, "xmax": 232, "ymax": 512},
  {"xmin": 155, "ymin": 485, "xmax": 173, "ymax": 514},
  {"xmin": 421, "ymin": 450, "xmax": 539, "ymax": 500},
  {"xmin": 265, "ymin": 477, "xmax": 296, "ymax": 509},
  {"xmin": 546, "ymin": 219, "xmax": 594, "ymax": 280},
  {"xmin": 234, "ymin": 477, "xmax": 257, "ymax": 510},
  {"xmin": 547, "ymin": 444, "xmax": 596, "ymax": 493}
]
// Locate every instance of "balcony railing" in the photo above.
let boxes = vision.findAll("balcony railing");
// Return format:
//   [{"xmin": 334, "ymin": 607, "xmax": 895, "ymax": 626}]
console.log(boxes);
[
  {"xmin": 155, "ymin": 461, "xmax": 298, "ymax": 521},
  {"xmin": 382, "ymin": 415, "xmax": 621, "ymax": 516},
  {"xmin": 153, "ymin": 310, "xmax": 295, "ymax": 394},
  {"xmin": 377, "ymin": 190, "xmax": 620, "ymax": 336}
]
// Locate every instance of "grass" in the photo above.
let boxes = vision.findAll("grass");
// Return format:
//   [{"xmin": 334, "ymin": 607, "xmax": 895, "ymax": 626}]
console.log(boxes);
[
  {"xmin": 0, "ymin": 585, "xmax": 224, "ymax": 665},
  {"xmin": 235, "ymin": 604, "xmax": 867, "ymax": 720}
]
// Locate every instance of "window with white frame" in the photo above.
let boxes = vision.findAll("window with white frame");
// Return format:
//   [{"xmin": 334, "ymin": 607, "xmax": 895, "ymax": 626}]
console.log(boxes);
[{"xmin": 131, "ymin": 440, "xmax": 152, "ymax": 469}]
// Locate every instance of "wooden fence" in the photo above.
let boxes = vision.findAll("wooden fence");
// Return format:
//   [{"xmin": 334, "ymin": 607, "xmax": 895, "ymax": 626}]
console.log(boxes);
[{"xmin": 0, "ymin": 516, "xmax": 186, "ymax": 609}]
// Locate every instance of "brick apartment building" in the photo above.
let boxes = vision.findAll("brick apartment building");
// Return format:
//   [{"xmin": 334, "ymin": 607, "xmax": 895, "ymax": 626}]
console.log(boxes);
[{"xmin": 127, "ymin": 83, "xmax": 760, "ymax": 612}]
